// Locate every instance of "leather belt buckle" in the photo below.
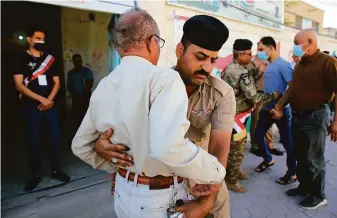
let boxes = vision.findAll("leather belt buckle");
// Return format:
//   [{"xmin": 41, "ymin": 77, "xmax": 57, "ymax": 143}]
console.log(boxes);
[{"xmin": 149, "ymin": 176, "xmax": 171, "ymax": 190}]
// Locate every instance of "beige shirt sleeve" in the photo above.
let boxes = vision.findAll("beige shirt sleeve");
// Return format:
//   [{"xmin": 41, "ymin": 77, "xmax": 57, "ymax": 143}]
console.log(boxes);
[
  {"xmin": 211, "ymin": 87, "xmax": 236, "ymax": 131},
  {"xmin": 149, "ymin": 70, "xmax": 226, "ymax": 184},
  {"xmin": 71, "ymin": 103, "xmax": 118, "ymax": 174}
]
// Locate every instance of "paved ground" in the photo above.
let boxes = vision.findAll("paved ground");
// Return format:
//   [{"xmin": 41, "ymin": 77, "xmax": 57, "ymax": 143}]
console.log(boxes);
[{"xmin": 2, "ymin": 136, "xmax": 337, "ymax": 218}]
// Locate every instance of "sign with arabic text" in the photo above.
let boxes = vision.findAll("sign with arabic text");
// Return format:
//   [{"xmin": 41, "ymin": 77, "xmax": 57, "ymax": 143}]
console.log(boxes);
[{"xmin": 167, "ymin": 0, "xmax": 284, "ymax": 31}]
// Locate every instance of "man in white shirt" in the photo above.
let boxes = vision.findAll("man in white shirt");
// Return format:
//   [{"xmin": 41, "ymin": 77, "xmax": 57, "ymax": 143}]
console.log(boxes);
[
  {"xmin": 95, "ymin": 15, "xmax": 236, "ymax": 217},
  {"xmin": 72, "ymin": 9, "xmax": 226, "ymax": 218}
]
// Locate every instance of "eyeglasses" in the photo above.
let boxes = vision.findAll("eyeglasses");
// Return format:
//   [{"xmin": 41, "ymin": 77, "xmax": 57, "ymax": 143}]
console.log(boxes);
[
  {"xmin": 153, "ymin": 34, "xmax": 165, "ymax": 48},
  {"xmin": 241, "ymin": 52, "xmax": 252, "ymax": 57}
]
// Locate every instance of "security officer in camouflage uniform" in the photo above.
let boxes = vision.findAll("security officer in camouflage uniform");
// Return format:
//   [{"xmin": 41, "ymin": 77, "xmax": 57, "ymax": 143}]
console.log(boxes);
[{"xmin": 223, "ymin": 39, "xmax": 280, "ymax": 193}]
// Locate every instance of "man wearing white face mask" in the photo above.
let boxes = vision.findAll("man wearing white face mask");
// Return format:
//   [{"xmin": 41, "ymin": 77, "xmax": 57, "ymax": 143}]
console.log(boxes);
[
  {"xmin": 271, "ymin": 28, "xmax": 337, "ymax": 210},
  {"xmin": 13, "ymin": 27, "xmax": 70, "ymax": 192},
  {"xmin": 254, "ymin": 37, "xmax": 297, "ymax": 187}
]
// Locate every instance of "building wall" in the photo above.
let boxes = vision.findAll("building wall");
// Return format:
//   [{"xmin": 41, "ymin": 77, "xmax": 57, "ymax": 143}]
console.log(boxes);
[
  {"xmin": 322, "ymin": 28, "xmax": 337, "ymax": 39},
  {"xmin": 61, "ymin": 7, "xmax": 111, "ymax": 105},
  {"xmin": 139, "ymin": 0, "xmax": 337, "ymax": 67},
  {"xmin": 284, "ymin": 0, "xmax": 324, "ymax": 33}
]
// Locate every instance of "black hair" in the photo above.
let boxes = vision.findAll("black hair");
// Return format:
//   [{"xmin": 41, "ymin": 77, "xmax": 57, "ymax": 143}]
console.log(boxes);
[
  {"xmin": 259, "ymin": 36, "xmax": 277, "ymax": 49},
  {"xmin": 323, "ymin": 51, "xmax": 330, "ymax": 55},
  {"xmin": 72, "ymin": 53, "xmax": 82, "ymax": 61},
  {"xmin": 26, "ymin": 27, "xmax": 46, "ymax": 37},
  {"xmin": 180, "ymin": 35, "xmax": 191, "ymax": 52}
]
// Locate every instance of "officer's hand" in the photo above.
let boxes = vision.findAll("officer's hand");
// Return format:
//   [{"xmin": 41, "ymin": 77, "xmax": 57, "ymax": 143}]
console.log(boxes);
[
  {"xmin": 270, "ymin": 108, "xmax": 283, "ymax": 119},
  {"xmin": 95, "ymin": 128, "xmax": 134, "ymax": 167},
  {"xmin": 175, "ymin": 199, "xmax": 209, "ymax": 218},
  {"xmin": 191, "ymin": 183, "xmax": 221, "ymax": 197},
  {"xmin": 328, "ymin": 120, "xmax": 337, "ymax": 142}
]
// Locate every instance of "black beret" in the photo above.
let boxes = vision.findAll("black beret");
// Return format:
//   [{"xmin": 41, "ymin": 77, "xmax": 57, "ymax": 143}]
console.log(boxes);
[
  {"xmin": 182, "ymin": 15, "xmax": 229, "ymax": 51},
  {"xmin": 233, "ymin": 39, "xmax": 253, "ymax": 51}
]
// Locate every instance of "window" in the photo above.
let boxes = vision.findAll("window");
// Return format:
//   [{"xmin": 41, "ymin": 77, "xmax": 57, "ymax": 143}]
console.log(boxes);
[{"xmin": 302, "ymin": 17, "xmax": 313, "ymax": 29}]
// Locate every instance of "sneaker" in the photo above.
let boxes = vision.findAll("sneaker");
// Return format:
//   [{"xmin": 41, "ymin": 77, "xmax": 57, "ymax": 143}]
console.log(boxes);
[
  {"xmin": 24, "ymin": 174, "xmax": 42, "ymax": 192},
  {"xmin": 52, "ymin": 170, "xmax": 70, "ymax": 183},
  {"xmin": 285, "ymin": 188, "xmax": 308, "ymax": 197},
  {"xmin": 269, "ymin": 148, "xmax": 284, "ymax": 156},
  {"xmin": 237, "ymin": 171, "xmax": 248, "ymax": 180},
  {"xmin": 226, "ymin": 181, "xmax": 247, "ymax": 193},
  {"xmin": 300, "ymin": 196, "xmax": 327, "ymax": 210}
]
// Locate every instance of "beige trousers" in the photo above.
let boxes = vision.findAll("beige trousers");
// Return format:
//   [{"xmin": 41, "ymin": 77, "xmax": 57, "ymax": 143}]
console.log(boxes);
[{"xmin": 210, "ymin": 182, "xmax": 230, "ymax": 218}]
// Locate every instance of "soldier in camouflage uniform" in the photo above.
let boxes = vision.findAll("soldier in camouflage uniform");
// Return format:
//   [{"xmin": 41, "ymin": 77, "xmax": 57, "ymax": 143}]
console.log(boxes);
[{"xmin": 222, "ymin": 39, "xmax": 280, "ymax": 193}]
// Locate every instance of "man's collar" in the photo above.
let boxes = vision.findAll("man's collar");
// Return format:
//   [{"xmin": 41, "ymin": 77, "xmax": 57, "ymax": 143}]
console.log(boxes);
[
  {"xmin": 301, "ymin": 49, "xmax": 320, "ymax": 62},
  {"xmin": 121, "ymin": 56, "xmax": 152, "ymax": 65}
]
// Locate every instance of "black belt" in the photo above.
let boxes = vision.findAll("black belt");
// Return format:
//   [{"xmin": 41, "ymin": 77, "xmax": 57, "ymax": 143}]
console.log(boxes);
[{"xmin": 292, "ymin": 104, "xmax": 327, "ymax": 116}]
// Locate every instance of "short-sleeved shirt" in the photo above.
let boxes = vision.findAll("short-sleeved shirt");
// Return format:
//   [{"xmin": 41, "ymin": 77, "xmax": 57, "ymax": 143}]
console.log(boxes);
[
  {"xmin": 13, "ymin": 52, "xmax": 58, "ymax": 107},
  {"xmin": 263, "ymin": 57, "xmax": 293, "ymax": 109},
  {"xmin": 289, "ymin": 50, "xmax": 337, "ymax": 110},
  {"xmin": 185, "ymin": 76, "xmax": 236, "ymax": 150},
  {"xmin": 67, "ymin": 67, "xmax": 94, "ymax": 94}
]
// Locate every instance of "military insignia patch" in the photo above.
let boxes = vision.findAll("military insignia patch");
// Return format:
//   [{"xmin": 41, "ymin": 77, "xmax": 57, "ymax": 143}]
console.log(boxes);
[
  {"xmin": 241, "ymin": 74, "xmax": 251, "ymax": 86},
  {"xmin": 244, "ymin": 77, "xmax": 251, "ymax": 85}
]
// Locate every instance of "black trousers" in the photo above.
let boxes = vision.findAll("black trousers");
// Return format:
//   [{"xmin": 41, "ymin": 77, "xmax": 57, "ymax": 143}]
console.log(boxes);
[{"xmin": 292, "ymin": 106, "xmax": 330, "ymax": 200}]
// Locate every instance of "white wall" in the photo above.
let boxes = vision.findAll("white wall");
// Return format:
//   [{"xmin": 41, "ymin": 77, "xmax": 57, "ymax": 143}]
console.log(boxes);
[{"xmin": 61, "ymin": 7, "xmax": 111, "ymax": 105}]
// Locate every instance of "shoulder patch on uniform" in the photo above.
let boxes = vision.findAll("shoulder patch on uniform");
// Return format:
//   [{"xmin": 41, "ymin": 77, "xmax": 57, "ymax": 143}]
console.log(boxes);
[
  {"xmin": 205, "ymin": 75, "xmax": 232, "ymax": 97},
  {"xmin": 240, "ymin": 73, "xmax": 251, "ymax": 86}
]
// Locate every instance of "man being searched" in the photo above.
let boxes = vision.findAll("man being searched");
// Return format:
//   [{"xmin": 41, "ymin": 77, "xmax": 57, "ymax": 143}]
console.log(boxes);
[
  {"xmin": 94, "ymin": 15, "xmax": 236, "ymax": 218},
  {"xmin": 271, "ymin": 28, "xmax": 337, "ymax": 209},
  {"xmin": 72, "ymin": 10, "xmax": 228, "ymax": 218},
  {"xmin": 254, "ymin": 36, "xmax": 297, "ymax": 186},
  {"xmin": 13, "ymin": 27, "xmax": 70, "ymax": 192}
]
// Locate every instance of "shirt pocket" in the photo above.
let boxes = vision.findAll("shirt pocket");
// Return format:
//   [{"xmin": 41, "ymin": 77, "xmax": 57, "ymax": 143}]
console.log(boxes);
[{"xmin": 189, "ymin": 108, "xmax": 212, "ymax": 128}]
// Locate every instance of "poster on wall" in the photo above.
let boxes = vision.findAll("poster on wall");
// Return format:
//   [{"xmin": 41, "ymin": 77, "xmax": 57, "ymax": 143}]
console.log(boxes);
[{"xmin": 168, "ymin": 0, "xmax": 284, "ymax": 31}]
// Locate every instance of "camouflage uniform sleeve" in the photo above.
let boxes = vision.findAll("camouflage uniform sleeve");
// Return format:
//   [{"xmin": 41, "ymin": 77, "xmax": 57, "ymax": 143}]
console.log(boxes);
[{"xmin": 239, "ymin": 72, "xmax": 274, "ymax": 105}]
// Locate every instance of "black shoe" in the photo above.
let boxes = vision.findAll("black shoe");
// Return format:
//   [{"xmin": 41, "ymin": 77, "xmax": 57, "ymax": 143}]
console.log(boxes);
[
  {"xmin": 285, "ymin": 188, "xmax": 308, "ymax": 197},
  {"xmin": 269, "ymin": 148, "xmax": 284, "ymax": 156},
  {"xmin": 300, "ymin": 196, "xmax": 327, "ymax": 210},
  {"xmin": 250, "ymin": 148, "xmax": 263, "ymax": 157},
  {"xmin": 52, "ymin": 170, "xmax": 70, "ymax": 183},
  {"xmin": 24, "ymin": 174, "xmax": 42, "ymax": 192}
]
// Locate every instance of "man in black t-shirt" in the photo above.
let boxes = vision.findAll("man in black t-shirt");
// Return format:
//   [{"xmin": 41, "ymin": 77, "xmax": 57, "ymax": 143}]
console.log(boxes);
[{"xmin": 13, "ymin": 27, "xmax": 70, "ymax": 192}]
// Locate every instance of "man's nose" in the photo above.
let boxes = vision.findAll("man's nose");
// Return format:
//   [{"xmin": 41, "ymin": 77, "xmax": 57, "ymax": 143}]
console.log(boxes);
[{"xmin": 202, "ymin": 62, "xmax": 213, "ymax": 74}]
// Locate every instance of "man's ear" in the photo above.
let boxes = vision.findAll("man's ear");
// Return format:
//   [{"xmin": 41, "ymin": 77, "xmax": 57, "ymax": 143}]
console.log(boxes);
[
  {"xmin": 26, "ymin": 36, "xmax": 32, "ymax": 44},
  {"xmin": 176, "ymin": 43, "xmax": 184, "ymax": 60}
]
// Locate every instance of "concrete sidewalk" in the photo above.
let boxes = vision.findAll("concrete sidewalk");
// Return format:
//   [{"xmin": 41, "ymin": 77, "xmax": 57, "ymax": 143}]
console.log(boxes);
[{"xmin": 3, "ymin": 137, "xmax": 337, "ymax": 218}]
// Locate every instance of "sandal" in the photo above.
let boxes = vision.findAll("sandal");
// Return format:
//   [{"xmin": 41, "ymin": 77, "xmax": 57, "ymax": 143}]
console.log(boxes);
[
  {"xmin": 276, "ymin": 175, "xmax": 297, "ymax": 185},
  {"xmin": 255, "ymin": 160, "xmax": 275, "ymax": 173}
]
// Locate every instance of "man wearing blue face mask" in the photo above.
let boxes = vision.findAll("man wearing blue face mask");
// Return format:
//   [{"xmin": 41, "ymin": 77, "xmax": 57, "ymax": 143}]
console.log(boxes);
[
  {"xmin": 271, "ymin": 29, "xmax": 337, "ymax": 210},
  {"xmin": 254, "ymin": 37, "xmax": 297, "ymax": 186}
]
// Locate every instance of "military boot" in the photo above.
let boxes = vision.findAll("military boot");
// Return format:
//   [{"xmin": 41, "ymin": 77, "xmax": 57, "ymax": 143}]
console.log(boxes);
[
  {"xmin": 226, "ymin": 181, "xmax": 247, "ymax": 193},
  {"xmin": 237, "ymin": 171, "xmax": 248, "ymax": 180}
]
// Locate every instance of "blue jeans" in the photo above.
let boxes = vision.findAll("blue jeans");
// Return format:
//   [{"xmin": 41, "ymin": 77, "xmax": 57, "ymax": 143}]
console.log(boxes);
[
  {"xmin": 292, "ymin": 106, "xmax": 329, "ymax": 200},
  {"xmin": 255, "ymin": 107, "xmax": 296, "ymax": 176},
  {"xmin": 24, "ymin": 106, "xmax": 60, "ymax": 174}
]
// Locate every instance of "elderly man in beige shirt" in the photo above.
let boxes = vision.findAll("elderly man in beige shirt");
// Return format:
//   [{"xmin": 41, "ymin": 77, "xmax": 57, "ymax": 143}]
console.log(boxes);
[{"xmin": 72, "ymin": 9, "xmax": 226, "ymax": 218}]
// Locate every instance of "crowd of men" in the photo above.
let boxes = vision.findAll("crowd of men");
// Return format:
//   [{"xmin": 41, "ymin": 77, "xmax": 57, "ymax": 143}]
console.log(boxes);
[{"xmin": 14, "ymin": 7, "xmax": 337, "ymax": 218}]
